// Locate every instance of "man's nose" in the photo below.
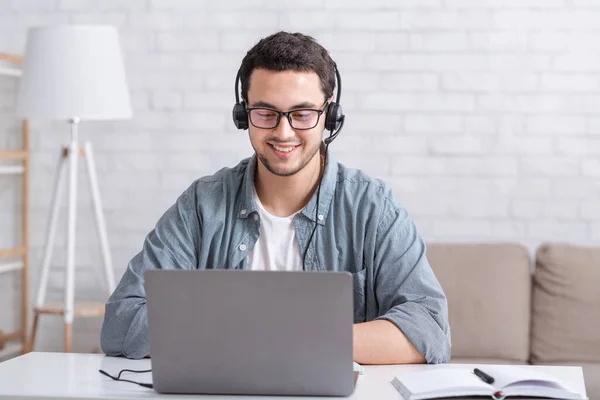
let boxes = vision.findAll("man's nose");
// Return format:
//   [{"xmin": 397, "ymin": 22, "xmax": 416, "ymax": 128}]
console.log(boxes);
[{"xmin": 273, "ymin": 115, "xmax": 295, "ymax": 139}]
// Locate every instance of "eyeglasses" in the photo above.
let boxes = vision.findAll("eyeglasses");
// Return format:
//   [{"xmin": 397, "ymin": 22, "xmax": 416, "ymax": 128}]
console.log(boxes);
[{"xmin": 247, "ymin": 101, "xmax": 329, "ymax": 130}]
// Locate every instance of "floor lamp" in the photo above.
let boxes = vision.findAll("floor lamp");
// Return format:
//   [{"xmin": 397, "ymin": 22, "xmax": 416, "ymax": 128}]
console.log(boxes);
[{"xmin": 15, "ymin": 25, "xmax": 132, "ymax": 352}]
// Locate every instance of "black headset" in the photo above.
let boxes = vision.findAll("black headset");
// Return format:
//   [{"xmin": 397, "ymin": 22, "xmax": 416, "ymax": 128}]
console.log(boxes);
[{"xmin": 232, "ymin": 64, "xmax": 345, "ymax": 144}]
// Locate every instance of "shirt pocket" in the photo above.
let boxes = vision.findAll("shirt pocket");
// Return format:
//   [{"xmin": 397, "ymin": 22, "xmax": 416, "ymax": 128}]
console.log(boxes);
[{"xmin": 352, "ymin": 268, "xmax": 367, "ymax": 323}]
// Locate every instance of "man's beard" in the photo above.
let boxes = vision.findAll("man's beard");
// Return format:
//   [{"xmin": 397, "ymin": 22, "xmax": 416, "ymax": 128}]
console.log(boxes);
[{"xmin": 255, "ymin": 141, "xmax": 321, "ymax": 177}]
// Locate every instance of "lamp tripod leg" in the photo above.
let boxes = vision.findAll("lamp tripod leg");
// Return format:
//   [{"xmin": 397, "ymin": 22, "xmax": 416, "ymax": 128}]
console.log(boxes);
[
  {"xmin": 83, "ymin": 142, "xmax": 115, "ymax": 295},
  {"xmin": 29, "ymin": 148, "xmax": 68, "ymax": 352}
]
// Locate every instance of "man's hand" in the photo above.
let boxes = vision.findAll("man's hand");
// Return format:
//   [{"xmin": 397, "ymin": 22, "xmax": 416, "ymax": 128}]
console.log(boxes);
[{"xmin": 353, "ymin": 320, "xmax": 426, "ymax": 365}]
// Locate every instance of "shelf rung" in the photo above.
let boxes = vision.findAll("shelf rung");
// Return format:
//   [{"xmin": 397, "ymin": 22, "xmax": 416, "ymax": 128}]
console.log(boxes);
[
  {"xmin": 0, "ymin": 261, "xmax": 22, "ymax": 274},
  {"xmin": 0, "ymin": 151, "xmax": 27, "ymax": 161},
  {"xmin": 0, "ymin": 330, "xmax": 23, "ymax": 347},
  {"xmin": 34, "ymin": 301, "xmax": 106, "ymax": 317},
  {"xmin": 0, "ymin": 343, "xmax": 22, "ymax": 361},
  {"xmin": 0, "ymin": 67, "xmax": 22, "ymax": 77},
  {"xmin": 0, "ymin": 53, "xmax": 23, "ymax": 63},
  {"xmin": 0, "ymin": 247, "xmax": 25, "ymax": 258},
  {"xmin": 0, "ymin": 166, "xmax": 24, "ymax": 175}
]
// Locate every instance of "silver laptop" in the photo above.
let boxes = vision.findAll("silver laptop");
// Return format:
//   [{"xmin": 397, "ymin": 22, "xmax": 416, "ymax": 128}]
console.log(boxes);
[{"xmin": 145, "ymin": 269, "xmax": 355, "ymax": 396}]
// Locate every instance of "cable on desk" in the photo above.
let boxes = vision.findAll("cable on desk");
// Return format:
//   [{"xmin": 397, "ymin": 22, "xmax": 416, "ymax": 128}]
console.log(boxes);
[{"xmin": 99, "ymin": 368, "xmax": 153, "ymax": 389}]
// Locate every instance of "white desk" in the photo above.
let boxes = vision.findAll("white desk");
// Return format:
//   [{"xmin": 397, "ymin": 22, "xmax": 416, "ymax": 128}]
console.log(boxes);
[{"xmin": 0, "ymin": 352, "xmax": 588, "ymax": 400}]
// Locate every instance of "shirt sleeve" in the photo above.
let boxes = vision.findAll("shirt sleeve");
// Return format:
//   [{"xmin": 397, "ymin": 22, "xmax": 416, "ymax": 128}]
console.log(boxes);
[
  {"xmin": 372, "ymin": 195, "xmax": 451, "ymax": 364},
  {"xmin": 100, "ymin": 184, "xmax": 200, "ymax": 359}
]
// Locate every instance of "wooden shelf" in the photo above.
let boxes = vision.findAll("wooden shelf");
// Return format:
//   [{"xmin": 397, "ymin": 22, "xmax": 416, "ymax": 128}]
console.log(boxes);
[
  {"xmin": 0, "ymin": 330, "xmax": 22, "ymax": 348},
  {"xmin": 33, "ymin": 302, "xmax": 106, "ymax": 318},
  {"xmin": 0, "ymin": 53, "xmax": 23, "ymax": 63},
  {"xmin": 0, "ymin": 261, "xmax": 22, "ymax": 274},
  {"xmin": 0, "ymin": 247, "xmax": 26, "ymax": 259},
  {"xmin": 0, "ymin": 165, "xmax": 24, "ymax": 174},
  {"xmin": 0, "ymin": 343, "xmax": 22, "ymax": 361},
  {"xmin": 0, "ymin": 52, "xmax": 29, "ymax": 358},
  {"xmin": 0, "ymin": 150, "xmax": 28, "ymax": 161}
]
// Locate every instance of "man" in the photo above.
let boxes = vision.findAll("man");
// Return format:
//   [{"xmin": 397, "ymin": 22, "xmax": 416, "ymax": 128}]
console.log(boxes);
[{"xmin": 101, "ymin": 31, "xmax": 451, "ymax": 364}]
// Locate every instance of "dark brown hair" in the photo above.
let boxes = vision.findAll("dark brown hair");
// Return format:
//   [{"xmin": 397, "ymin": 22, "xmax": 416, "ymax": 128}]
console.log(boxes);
[{"xmin": 239, "ymin": 31, "xmax": 336, "ymax": 102}]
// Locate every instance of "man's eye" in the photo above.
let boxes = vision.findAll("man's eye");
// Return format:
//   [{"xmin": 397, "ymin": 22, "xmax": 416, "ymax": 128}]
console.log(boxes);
[
  {"xmin": 257, "ymin": 111, "xmax": 277, "ymax": 118},
  {"xmin": 291, "ymin": 111, "xmax": 312, "ymax": 119}
]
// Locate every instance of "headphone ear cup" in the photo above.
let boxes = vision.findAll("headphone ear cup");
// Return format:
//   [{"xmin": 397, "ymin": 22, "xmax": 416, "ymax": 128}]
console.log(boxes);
[
  {"xmin": 232, "ymin": 101, "xmax": 249, "ymax": 130},
  {"xmin": 325, "ymin": 103, "xmax": 343, "ymax": 132}
]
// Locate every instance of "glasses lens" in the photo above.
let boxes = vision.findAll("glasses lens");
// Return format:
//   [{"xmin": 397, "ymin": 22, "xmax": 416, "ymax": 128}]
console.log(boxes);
[
  {"xmin": 249, "ymin": 109, "xmax": 279, "ymax": 129},
  {"xmin": 289, "ymin": 110, "xmax": 319, "ymax": 129},
  {"xmin": 249, "ymin": 109, "xmax": 321, "ymax": 130}
]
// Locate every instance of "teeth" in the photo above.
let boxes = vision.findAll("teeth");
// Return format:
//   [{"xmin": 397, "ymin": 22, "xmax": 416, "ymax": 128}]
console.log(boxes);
[{"xmin": 272, "ymin": 145, "xmax": 296, "ymax": 153}]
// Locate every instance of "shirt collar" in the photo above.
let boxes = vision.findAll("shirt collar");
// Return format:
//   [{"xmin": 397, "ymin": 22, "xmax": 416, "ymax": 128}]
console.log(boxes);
[
  {"xmin": 238, "ymin": 155, "xmax": 260, "ymax": 219},
  {"xmin": 300, "ymin": 146, "xmax": 337, "ymax": 226}
]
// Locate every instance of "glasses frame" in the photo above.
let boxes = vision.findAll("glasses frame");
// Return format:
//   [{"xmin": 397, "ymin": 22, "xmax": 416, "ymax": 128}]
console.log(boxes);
[{"xmin": 246, "ymin": 100, "xmax": 329, "ymax": 130}]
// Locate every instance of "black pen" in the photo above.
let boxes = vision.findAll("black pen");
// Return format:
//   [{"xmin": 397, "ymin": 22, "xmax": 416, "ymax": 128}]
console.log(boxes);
[{"xmin": 473, "ymin": 368, "xmax": 495, "ymax": 384}]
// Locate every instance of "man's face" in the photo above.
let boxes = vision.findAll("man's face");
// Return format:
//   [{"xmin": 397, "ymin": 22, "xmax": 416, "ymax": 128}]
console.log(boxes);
[{"xmin": 245, "ymin": 69, "xmax": 326, "ymax": 177}]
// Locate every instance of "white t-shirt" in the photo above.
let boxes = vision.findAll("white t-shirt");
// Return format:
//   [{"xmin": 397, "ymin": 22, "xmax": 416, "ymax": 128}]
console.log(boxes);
[{"xmin": 247, "ymin": 190, "xmax": 303, "ymax": 271}]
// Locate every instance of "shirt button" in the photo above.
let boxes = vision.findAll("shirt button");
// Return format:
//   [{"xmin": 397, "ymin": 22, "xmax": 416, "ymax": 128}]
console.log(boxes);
[
  {"xmin": 240, "ymin": 209, "xmax": 247, "ymax": 215},
  {"xmin": 318, "ymin": 215, "xmax": 324, "ymax": 221},
  {"xmin": 254, "ymin": 214, "xmax": 258, "ymax": 221},
  {"xmin": 239, "ymin": 244, "xmax": 247, "ymax": 251}
]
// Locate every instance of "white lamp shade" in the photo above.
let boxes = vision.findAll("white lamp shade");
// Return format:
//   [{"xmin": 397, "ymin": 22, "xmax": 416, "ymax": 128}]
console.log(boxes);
[{"xmin": 16, "ymin": 25, "xmax": 132, "ymax": 121}]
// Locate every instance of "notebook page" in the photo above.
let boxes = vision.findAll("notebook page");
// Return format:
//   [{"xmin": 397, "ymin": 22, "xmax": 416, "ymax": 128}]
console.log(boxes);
[
  {"xmin": 394, "ymin": 368, "xmax": 492, "ymax": 397},
  {"xmin": 502, "ymin": 380, "xmax": 584, "ymax": 400},
  {"xmin": 482, "ymin": 366, "xmax": 574, "ymax": 392}
]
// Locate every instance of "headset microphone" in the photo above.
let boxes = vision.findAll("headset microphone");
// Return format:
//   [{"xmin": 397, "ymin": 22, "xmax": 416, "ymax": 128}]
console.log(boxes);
[
  {"xmin": 302, "ymin": 64, "xmax": 344, "ymax": 270},
  {"xmin": 322, "ymin": 63, "xmax": 345, "ymax": 143},
  {"xmin": 323, "ymin": 114, "xmax": 345, "ymax": 145}
]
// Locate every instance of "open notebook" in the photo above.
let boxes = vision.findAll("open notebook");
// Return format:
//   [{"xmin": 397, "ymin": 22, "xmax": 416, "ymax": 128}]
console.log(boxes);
[{"xmin": 391, "ymin": 366, "xmax": 587, "ymax": 400}]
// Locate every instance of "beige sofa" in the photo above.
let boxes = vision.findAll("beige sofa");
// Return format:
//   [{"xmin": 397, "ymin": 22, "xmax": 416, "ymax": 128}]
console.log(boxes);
[{"xmin": 427, "ymin": 242, "xmax": 600, "ymax": 399}]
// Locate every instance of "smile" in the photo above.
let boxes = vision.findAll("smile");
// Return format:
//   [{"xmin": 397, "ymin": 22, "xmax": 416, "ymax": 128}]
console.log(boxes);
[{"xmin": 270, "ymin": 144, "xmax": 299, "ymax": 153}]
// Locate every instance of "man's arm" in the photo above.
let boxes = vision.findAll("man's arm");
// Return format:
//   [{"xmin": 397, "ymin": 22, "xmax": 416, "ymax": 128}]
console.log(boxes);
[
  {"xmin": 100, "ymin": 185, "xmax": 200, "ymax": 359},
  {"xmin": 353, "ymin": 320, "xmax": 425, "ymax": 364},
  {"xmin": 355, "ymin": 194, "xmax": 451, "ymax": 364}
]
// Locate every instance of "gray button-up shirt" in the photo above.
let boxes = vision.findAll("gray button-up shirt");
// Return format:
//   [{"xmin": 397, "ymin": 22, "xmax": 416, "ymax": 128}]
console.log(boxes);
[{"xmin": 101, "ymin": 153, "xmax": 451, "ymax": 363}]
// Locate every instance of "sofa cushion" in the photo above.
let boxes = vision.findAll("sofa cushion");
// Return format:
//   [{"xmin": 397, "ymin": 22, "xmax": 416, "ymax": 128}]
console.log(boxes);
[
  {"xmin": 427, "ymin": 243, "xmax": 531, "ymax": 362},
  {"xmin": 531, "ymin": 243, "xmax": 600, "ymax": 364},
  {"xmin": 450, "ymin": 357, "xmax": 526, "ymax": 365}
]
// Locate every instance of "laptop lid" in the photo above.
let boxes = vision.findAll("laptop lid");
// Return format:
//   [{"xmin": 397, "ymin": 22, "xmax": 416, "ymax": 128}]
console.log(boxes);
[{"xmin": 145, "ymin": 269, "xmax": 354, "ymax": 396}]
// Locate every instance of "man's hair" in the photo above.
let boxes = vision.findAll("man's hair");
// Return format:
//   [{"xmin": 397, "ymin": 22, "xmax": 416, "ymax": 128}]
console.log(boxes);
[{"xmin": 239, "ymin": 31, "xmax": 336, "ymax": 102}]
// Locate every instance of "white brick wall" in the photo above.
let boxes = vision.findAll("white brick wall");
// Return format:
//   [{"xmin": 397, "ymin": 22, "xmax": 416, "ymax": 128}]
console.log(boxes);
[{"xmin": 1, "ymin": 0, "xmax": 599, "ymax": 352}]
